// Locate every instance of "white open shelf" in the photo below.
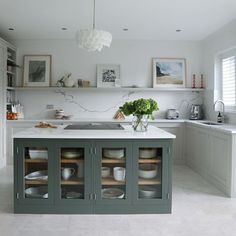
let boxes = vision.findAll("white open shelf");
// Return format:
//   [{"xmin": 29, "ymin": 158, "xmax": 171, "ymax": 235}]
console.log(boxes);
[{"xmin": 15, "ymin": 86, "xmax": 204, "ymax": 92}]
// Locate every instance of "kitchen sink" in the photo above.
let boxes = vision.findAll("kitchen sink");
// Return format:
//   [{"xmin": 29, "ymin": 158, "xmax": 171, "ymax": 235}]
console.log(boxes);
[
  {"xmin": 64, "ymin": 123, "xmax": 124, "ymax": 130},
  {"xmin": 201, "ymin": 121, "xmax": 222, "ymax": 126}
]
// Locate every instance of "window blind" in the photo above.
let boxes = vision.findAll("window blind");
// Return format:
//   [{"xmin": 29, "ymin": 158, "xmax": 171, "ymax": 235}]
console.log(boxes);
[{"xmin": 222, "ymin": 56, "xmax": 236, "ymax": 107}]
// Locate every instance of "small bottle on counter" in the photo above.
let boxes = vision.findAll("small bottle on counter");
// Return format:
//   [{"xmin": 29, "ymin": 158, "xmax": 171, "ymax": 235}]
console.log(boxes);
[{"xmin": 217, "ymin": 112, "xmax": 223, "ymax": 123}]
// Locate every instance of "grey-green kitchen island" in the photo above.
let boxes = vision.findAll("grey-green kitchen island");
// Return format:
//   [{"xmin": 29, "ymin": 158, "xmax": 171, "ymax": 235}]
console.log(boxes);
[{"xmin": 13, "ymin": 124, "xmax": 175, "ymax": 214}]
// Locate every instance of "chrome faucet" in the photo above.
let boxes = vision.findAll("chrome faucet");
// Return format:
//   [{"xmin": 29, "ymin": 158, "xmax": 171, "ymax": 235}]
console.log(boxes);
[{"xmin": 213, "ymin": 100, "xmax": 225, "ymax": 123}]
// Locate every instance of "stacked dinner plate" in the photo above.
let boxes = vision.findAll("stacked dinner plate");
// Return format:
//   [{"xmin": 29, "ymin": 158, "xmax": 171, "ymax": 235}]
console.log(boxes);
[{"xmin": 61, "ymin": 148, "xmax": 83, "ymax": 159}]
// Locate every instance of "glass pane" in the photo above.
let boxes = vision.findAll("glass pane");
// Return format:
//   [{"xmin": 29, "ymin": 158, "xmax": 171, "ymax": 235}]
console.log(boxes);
[
  {"xmin": 24, "ymin": 147, "xmax": 48, "ymax": 199},
  {"xmin": 101, "ymin": 148, "xmax": 126, "ymax": 200},
  {"xmin": 138, "ymin": 148, "xmax": 162, "ymax": 199},
  {"xmin": 60, "ymin": 148, "xmax": 84, "ymax": 199}
]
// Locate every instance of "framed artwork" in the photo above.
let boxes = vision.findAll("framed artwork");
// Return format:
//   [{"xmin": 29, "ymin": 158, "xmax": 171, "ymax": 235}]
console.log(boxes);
[
  {"xmin": 153, "ymin": 58, "xmax": 186, "ymax": 88},
  {"xmin": 97, "ymin": 64, "xmax": 121, "ymax": 88},
  {"xmin": 23, "ymin": 55, "xmax": 51, "ymax": 87}
]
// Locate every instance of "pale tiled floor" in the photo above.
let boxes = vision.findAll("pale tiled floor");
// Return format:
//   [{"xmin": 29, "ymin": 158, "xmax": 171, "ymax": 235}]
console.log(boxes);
[{"xmin": 1, "ymin": 165, "xmax": 236, "ymax": 236}]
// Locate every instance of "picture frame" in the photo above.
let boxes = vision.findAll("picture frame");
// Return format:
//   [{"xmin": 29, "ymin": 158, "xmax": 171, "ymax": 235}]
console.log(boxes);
[
  {"xmin": 23, "ymin": 55, "xmax": 51, "ymax": 87},
  {"xmin": 152, "ymin": 58, "xmax": 186, "ymax": 88},
  {"xmin": 97, "ymin": 64, "xmax": 121, "ymax": 88}
]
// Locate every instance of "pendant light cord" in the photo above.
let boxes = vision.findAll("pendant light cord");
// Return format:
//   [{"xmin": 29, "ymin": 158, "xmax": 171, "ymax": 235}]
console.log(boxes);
[{"xmin": 93, "ymin": 0, "xmax": 96, "ymax": 29}]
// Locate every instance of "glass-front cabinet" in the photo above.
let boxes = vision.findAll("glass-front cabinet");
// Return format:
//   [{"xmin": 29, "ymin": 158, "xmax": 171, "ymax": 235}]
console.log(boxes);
[
  {"xmin": 54, "ymin": 140, "xmax": 92, "ymax": 211},
  {"xmin": 94, "ymin": 141, "xmax": 132, "ymax": 208},
  {"xmin": 133, "ymin": 141, "xmax": 170, "ymax": 204},
  {"xmin": 15, "ymin": 139, "xmax": 54, "ymax": 205},
  {"xmin": 14, "ymin": 139, "xmax": 172, "ymax": 214}
]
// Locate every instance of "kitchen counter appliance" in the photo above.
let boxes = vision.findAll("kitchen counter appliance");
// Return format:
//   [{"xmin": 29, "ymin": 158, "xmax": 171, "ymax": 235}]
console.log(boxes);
[
  {"xmin": 190, "ymin": 104, "xmax": 203, "ymax": 120},
  {"xmin": 166, "ymin": 109, "xmax": 179, "ymax": 120}
]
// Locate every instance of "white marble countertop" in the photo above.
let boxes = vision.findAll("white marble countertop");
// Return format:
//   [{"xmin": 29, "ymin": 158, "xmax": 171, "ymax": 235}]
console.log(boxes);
[
  {"xmin": 7, "ymin": 118, "xmax": 185, "ymax": 123},
  {"xmin": 13, "ymin": 125, "xmax": 176, "ymax": 140},
  {"xmin": 186, "ymin": 120, "xmax": 236, "ymax": 134}
]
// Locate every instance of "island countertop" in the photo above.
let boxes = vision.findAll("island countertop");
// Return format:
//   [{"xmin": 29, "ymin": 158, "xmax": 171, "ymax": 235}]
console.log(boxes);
[{"xmin": 13, "ymin": 125, "xmax": 176, "ymax": 140}]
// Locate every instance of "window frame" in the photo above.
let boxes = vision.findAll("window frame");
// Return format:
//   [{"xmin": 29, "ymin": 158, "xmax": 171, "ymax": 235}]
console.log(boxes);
[{"xmin": 216, "ymin": 49, "xmax": 236, "ymax": 112}]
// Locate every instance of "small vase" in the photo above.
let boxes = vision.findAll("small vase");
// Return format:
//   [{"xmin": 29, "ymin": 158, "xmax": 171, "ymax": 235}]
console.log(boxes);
[{"xmin": 132, "ymin": 115, "xmax": 148, "ymax": 132}]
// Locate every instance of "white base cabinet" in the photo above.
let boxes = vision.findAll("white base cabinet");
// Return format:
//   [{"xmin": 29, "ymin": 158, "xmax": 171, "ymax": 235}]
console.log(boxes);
[{"xmin": 186, "ymin": 123, "xmax": 234, "ymax": 197}]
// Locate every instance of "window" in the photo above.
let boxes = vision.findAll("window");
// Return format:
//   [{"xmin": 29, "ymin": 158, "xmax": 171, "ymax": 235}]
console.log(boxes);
[{"xmin": 219, "ymin": 50, "xmax": 236, "ymax": 109}]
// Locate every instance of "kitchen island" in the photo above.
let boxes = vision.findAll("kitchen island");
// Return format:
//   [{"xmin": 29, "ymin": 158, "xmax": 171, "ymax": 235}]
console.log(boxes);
[{"xmin": 13, "ymin": 125, "xmax": 175, "ymax": 214}]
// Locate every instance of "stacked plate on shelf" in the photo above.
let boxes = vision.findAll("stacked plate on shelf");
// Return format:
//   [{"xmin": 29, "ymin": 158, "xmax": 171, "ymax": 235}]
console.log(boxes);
[
  {"xmin": 139, "ymin": 148, "xmax": 157, "ymax": 159},
  {"xmin": 102, "ymin": 188, "xmax": 124, "ymax": 199},
  {"xmin": 61, "ymin": 148, "xmax": 83, "ymax": 159},
  {"xmin": 139, "ymin": 186, "xmax": 157, "ymax": 199},
  {"xmin": 103, "ymin": 149, "xmax": 124, "ymax": 159},
  {"xmin": 25, "ymin": 186, "xmax": 48, "ymax": 199},
  {"xmin": 24, "ymin": 170, "xmax": 48, "ymax": 180}
]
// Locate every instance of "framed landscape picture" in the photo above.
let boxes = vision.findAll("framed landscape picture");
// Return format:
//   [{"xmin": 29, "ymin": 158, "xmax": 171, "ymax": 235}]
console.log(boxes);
[
  {"xmin": 97, "ymin": 64, "xmax": 121, "ymax": 88},
  {"xmin": 153, "ymin": 58, "xmax": 186, "ymax": 88},
  {"xmin": 23, "ymin": 55, "xmax": 51, "ymax": 87}
]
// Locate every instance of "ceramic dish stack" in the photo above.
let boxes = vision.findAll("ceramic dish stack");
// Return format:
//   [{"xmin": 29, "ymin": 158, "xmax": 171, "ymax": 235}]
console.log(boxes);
[
  {"xmin": 103, "ymin": 149, "xmax": 124, "ymax": 159},
  {"xmin": 139, "ymin": 148, "xmax": 157, "ymax": 159},
  {"xmin": 61, "ymin": 148, "xmax": 83, "ymax": 159},
  {"xmin": 139, "ymin": 186, "xmax": 157, "ymax": 198},
  {"xmin": 29, "ymin": 149, "xmax": 48, "ymax": 159},
  {"xmin": 102, "ymin": 188, "xmax": 124, "ymax": 199},
  {"xmin": 101, "ymin": 167, "xmax": 110, "ymax": 178},
  {"xmin": 65, "ymin": 191, "xmax": 83, "ymax": 199},
  {"xmin": 24, "ymin": 170, "xmax": 48, "ymax": 180},
  {"xmin": 25, "ymin": 186, "xmax": 48, "ymax": 199},
  {"xmin": 139, "ymin": 164, "xmax": 157, "ymax": 179}
]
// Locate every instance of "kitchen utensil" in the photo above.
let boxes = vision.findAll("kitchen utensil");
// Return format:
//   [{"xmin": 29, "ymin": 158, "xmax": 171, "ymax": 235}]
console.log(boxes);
[
  {"xmin": 103, "ymin": 148, "xmax": 124, "ymax": 159},
  {"xmin": 139, "ymin": 148, "xmax": 157, "ymax": 159},
  {"xmin": 24, "ymin": 170, "xmax": 48, "ymax": 180},
  {"xmin": 61, "ymin": 168, "xmax": 75, "ymax": 180},
  {"xmin": 25, "ymin": 186, "xmax": 48, "ymax": 199},
  {"xmin": 101, "ymin": 188, "xmax": 124, "ymax": 199},
  {"xmin": 139, "ymin": 164, "xmax": 157, "ymax": 179},
  {"xmin": 190, "ymin": 104, "xmax": 203, "ymax": 120},
  {"xmin": 113, "ymin": 167, "xmax": 126, "ymax": 181},
  {"xmin": 101, "ymin": 167, "xmax": 110, "ymax": 178},
  {"xmin": 166, "ymin": 109, "xmax": 179, "ymax": 119},
  {"xmin": 29, "ymin": 149, "xmax": 48, "ymax": 159},
  {"xmin": 139, "ymin": 186, "xmax": 157, "ymax": 198}
]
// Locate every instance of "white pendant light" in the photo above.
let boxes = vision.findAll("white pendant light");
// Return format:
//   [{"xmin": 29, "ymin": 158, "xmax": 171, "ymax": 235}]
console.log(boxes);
[{"xmin": 76, "ymin": 0, "xmax": 112, "ymax": 52}]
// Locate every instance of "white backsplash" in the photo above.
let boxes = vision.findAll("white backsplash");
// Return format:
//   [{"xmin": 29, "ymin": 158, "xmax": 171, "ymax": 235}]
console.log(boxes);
[{"xmin": 17, "ymin": 89, "xmax": 203, "ymax": 120}]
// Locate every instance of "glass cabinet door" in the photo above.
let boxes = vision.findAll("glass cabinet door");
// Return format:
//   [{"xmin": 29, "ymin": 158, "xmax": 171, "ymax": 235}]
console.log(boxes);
[
  {"xmin": 134, "ymin": 141, "xmax": 169, "ymax": 203},
  {"xmin": 94, "ymin": 141, "xmax": 132, "ymax": 205},
  {"xmin": 54, "ymin": 141, "xmax": 92, "ymax": 207},
  {"xmin": 16, "ymin": 139, "xmax": 53, "ymax": 204}
]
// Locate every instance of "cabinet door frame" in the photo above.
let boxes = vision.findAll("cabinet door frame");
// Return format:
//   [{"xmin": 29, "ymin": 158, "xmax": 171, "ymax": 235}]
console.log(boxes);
[
  {"xmin": 132, "ymin": 140, "xmax": 172, "ymax": 205},
  {"xmin": 53, "ymin": 139, "xmax": 93, "ymax": 209},
  {"xmin": 93, "ymin": 140, "xmax": 133, "ymax": 207},
  {"xmin": 14, "ymin": 138, "xmax": 54, "ymax": 205}
]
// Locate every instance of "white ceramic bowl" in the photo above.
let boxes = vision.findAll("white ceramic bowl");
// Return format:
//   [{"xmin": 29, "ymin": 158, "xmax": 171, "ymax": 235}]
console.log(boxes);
[
  {"xmin": 139, "ymin": 148, "xmax": 157, "ymax": 159},
  {"xmin": 101, "ymin": 167, "xmax": 110, "ymax": 178},
  {"xmin": 29, "ymin": 149, "xmax": 48, "ymax": 159},
  {"xmin": 103, "ymin": 149, "xmax": 124, "ymax": 159},
  {"xmin": 139, "ymin": 186, "xmax": 157, "ymax": 198},
  {"xmin": 139, "ymin": 164, "xmax": 157, "ymax": 179},
  {"xmin": 61, "ymin": 149, "xmax": 83, "ymax": 159}
]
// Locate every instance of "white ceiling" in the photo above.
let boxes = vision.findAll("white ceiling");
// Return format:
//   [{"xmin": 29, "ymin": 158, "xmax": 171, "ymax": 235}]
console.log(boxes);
[{"xmin": 0, "ymin": 0, "xmax": 236, "ymax": 41}]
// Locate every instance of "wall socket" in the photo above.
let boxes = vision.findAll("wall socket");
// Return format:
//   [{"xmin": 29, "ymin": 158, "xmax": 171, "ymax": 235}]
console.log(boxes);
[{"xmin": 46, "ymin": 104, "xmax": 54, "ymax": 110}]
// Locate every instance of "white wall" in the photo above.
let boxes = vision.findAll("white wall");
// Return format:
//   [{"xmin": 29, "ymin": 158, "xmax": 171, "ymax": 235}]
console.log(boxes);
[
  {"xmin": 202, "ymin": 19, "xmax": 236, "ymax": 123},
  {"xmin": 13, "ymin": 39, "xmax": 203, "ymax": 119}
]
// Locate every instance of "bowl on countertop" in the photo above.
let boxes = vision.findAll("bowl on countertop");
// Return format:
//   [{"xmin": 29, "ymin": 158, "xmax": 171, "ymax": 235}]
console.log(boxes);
[
  {"xmin": 103, "ymin": 149, "xmax": 124, "ymax": 159},
  {"xmin": 139, "ymin": 164, "xmax": 157, "ymax": 179}
]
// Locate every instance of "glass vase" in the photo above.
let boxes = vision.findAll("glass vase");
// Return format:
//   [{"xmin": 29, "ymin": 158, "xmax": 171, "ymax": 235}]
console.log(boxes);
[{"xmin": 132, "ymin": 115, "xmax": 148, "ymax": 132}]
